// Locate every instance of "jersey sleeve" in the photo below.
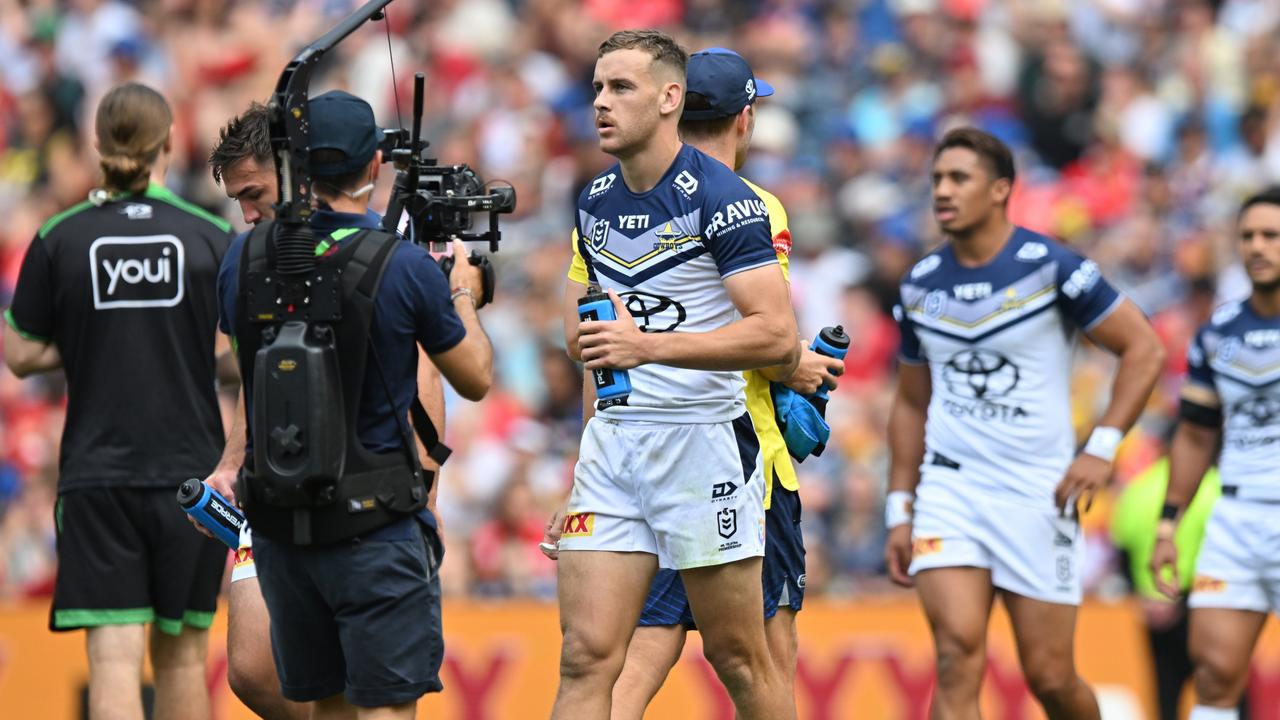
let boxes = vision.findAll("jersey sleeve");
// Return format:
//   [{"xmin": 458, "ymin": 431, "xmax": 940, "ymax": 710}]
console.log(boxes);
[
  {"xmin": 567, "ymin": 229, "xmax": 589, "ymax": 285},
  {"xmin": 1055, "ymin": 248, "xmax": 1122, "ymax": 331},
  {"xmin": 217, "ymin": 232, "xmax": 247, "ymax": 338},
  {"xmin": 1184, "ymin": 328, "xmax": 1217, "ymax": 392},
  {"xmin": 893, "ymin": 301, "xmax": 924, "ymax": 364},
  {"xmin": 406, "ymin": 248, "xmax": 466, "ymax": 355},
  {"xmin": 703, "ymin": 179, "xmax": 777, "ymax": 279},
  {"xmin": 6, "ymin": 234, "xmax": 56, "ymax": 341}
]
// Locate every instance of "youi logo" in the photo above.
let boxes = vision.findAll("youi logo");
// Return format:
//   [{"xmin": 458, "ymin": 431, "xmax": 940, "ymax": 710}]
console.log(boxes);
[{"xmin": 90, "ymin": 235, "xmax": 185, "ymax": 309}]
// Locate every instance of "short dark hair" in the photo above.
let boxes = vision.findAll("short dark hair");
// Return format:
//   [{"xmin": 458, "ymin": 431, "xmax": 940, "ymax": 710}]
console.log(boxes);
[
  {"xmin": 209, "ymin": 102, "xmax": 272, "ymax": 184},
  {"xmin": 311, "ymin": 149, "xmax": 370, "ymax": 197},
  {"xmin": 677, "ymin": 92, "xmax": 737, "ymax": 141},
  {"xmin": 933, "ymin": 127, "xmax": 1016, "ymax": 186},
  {"xmin": 1239, "ymin": 186, "xmax": 1280, "ymax": 219},
  {"xmin": 598, "ymin": 29, "xmax": 688, "ymax": 79}
]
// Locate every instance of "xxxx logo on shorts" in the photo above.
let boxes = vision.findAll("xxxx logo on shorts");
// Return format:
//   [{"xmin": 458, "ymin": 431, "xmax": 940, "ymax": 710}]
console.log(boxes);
[
  {"xmin": 913, "ymin": 537, "xmax": 943, "ymax": 558},
  {"xmin": 562, "ymin": 512, "xmax": 595, "ymax": 538},
  {"xmin": 1193, "ymin": 575, "xmax": 1227, "ymax": 593}
]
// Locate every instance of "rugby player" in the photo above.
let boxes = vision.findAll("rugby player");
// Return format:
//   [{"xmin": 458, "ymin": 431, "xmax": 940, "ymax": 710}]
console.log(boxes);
[
  {"xmin": 1152, "ymin": 188, "xmax": 1280, "ymax": 720},
  {"xmin": 885, "ymin": 127, "xmax": 1165, "ymax": 719},
  {"xmin": 553, "ymin": 30, "xmax": 799, "ymax": 720}
]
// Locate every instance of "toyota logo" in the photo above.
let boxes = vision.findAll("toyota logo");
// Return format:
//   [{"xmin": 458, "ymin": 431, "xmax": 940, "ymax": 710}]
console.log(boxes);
[
  {"xmin": 620, "ymin": 291, "xmax": 686, "ymax": 333},
  {"xmin": 942, "ymin": 349, "xmax": 1020, "ymax": 399},
  {"xmin": 1228, "ymin": 396, "xmax": 1280, "ymax": 429}
]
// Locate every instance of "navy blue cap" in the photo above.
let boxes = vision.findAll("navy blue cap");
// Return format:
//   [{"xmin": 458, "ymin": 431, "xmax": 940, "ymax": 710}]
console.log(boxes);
[
  {"xmin": 309, "ymin": 90, "xmax": 380, "ymax": 175},
  {"xmin": 683, "ymin": 48, "xmax": 775, "ymax": 121}
]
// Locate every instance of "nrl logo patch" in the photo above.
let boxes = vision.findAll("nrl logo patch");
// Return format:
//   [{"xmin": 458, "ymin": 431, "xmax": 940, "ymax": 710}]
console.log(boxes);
[{"xmin": 590, "ymin": 219, "xmax": 611, "ymax": 252}]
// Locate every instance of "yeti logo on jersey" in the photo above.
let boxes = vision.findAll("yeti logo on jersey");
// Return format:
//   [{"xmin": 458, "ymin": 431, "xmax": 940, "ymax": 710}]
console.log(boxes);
[
  {"xmin": 1227, "ymin": 397, "xmax": 1280, "ymax": 429},
  {"xmin": 1062, "ymin": 260, "xmax": 1101, "ymax": 299},
  {"xmin": 589, "ymin": 219, "xmax": 611, "ymax": 252},
  {"xmin": 119, "ymin": 203, "xmax": 153, "ymax": 220},
  {"xmin": 1016, "ymin": 242, "xmax": 1048, "ymax": 261},
  {"xmin": 943, "ymin": 349, "xmax": 1020, "ymax": 399},
  {"xmin": 90, "ymin": 235, "xmax": 185, "ymax": 310},
  {"xmin": 620, "ymin": 291, "xmax": 686, "ymax": 333},
  {"xmin": 911, "ymin": 255, "xmax": 942, "ymax": 279},
  {"xmin": 673, "ymin": 170, "xmax": 699, "ymax": 198},
  {"xmin": 953, "ymin": 282, "xmax": 992, "ymax": 301},
  {"xmin": 1246, "ymin": 329, "xmax": 1280, "ymax": 348},
  {"xmin": 717, "ymin": 508, "xmax": 738, "ymax": 539},
  {"xmin": 589, "ymin": 173, "xmax": 616, "ymax": 198}
]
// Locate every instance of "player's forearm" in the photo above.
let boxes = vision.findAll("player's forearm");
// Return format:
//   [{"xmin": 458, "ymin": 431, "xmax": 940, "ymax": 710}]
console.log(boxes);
[
  {"xmin": 887, "ymin": 398, "xmax": 927, "ymax": 494},
  {"xmin": 216, "ymin": 388, "xmax": 248, "ymax": 471},
  {"xmin": 1095, "ymin": 338, "xmax": 1165, "ymax": 433},
  {"xmin": 645, "ymin": 312, "xmax": 798, "ymax": 372},
  {"xmin": 758, "ymin": 335, "xmax": 804, "ymax": 383},
  {"xmin": 3, "ymin": 324, "xmax": 61, "ymax": 377},
  {"xmin": 1163, "ymin": 421, "xmax": 1220, "ymax": 510}
]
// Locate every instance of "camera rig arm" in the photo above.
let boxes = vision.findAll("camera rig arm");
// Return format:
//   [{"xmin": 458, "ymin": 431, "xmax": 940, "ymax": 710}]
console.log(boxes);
[{"xmin": 267, "ymin": 0, "xmax": 395, "ymax": 277}]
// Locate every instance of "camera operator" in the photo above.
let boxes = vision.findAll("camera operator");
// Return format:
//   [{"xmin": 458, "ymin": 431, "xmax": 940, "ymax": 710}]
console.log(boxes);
[
  {"xmin": 4, "ymin": 82, "xmax": 231, "ymax": 720},
  {"xmin": 216, "ymin": 90, "xmax": 493, "ymax": 719},
  {"xmin": 203, "ymin": 100, "xmax": 453, "ymax": 720}
]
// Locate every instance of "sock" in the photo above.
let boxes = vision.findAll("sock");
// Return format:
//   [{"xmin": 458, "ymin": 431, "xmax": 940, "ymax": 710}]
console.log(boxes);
[{"xmin": 1189, "ymin": 706, "xmax": 1238, "ymax": 720}]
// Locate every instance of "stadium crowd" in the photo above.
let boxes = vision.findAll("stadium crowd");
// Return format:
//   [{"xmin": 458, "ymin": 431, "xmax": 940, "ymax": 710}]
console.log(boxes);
[{"xmin": 0, "ymin": 0, "xmax": 1278, "ymax": 603}]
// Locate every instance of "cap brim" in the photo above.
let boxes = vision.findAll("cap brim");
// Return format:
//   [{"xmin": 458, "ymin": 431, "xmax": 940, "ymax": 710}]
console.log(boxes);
[{"xmin": 755, "ymin": 78, "xmax": 775, "ymax": 98}]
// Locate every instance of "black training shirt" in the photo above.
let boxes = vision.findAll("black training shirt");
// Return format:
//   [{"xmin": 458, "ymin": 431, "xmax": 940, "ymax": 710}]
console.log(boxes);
[{"xmin": 6, "ymin": 184, "xmax": 233, "ymax": 491}]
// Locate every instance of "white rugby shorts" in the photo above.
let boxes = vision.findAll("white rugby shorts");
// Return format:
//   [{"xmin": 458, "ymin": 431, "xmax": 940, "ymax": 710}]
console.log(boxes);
[
  {"xmin": 230, "ymin": 524, "xmax": 256, "ymax": 583},
  {"xmin": 909, "ymin": 470, "xmax": 1085, "ymax": 606},
  {"xmin": 559, "ymin": 414, "xmax": 766, "ymax": 570},
  {"xmin": 1189, "ymin": 497, "xmax": 1280, "ymax": 613}
]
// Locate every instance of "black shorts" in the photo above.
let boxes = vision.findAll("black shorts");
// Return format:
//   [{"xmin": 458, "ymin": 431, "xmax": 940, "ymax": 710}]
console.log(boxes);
[
  {"xmin": 638, "ymin": 482, "xmax": 807, "ymax": 626},
  {"xmin": 51, "ymin": 487, "xmax": 227, "ymax": 635},
  {"xmin": 253, "ymin": 514, "xmax": 445, "ymax": 707}
]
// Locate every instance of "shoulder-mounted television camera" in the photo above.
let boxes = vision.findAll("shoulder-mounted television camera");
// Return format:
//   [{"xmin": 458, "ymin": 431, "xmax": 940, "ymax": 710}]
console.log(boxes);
[{"xmin": 379, "ymin": 74, "xmax": 514, "ymax": 306}]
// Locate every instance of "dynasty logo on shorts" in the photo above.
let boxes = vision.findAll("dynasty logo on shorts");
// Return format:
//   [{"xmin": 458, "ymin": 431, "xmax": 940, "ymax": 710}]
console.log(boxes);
[
  {"xmin": 561, "ymin": 512, "xmax": 595, "ymax": 538},
  {"xmin": 1193, "ymin": 575, "xmax": 1227, "ymax": 593},
  {"xmin": 90, "ymin": 234, "xmax": 186, "ymax": 309},
  {"xmin": 913, "ymin": 537, "xmax": 943, "ymax": 558}
]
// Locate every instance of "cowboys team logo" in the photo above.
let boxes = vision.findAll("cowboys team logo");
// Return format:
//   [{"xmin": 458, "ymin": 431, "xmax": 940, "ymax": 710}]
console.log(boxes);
[
  {"xmin": 620, "ymin": 291, "xmax": 686, "ymax": 333},
  {"xmin": 589, "ymin": 219, "xmax": 611, "ymax": 252},
  {"xmin": 942, "ymin": 349, "xmax": 1020, "ymax": 399}
]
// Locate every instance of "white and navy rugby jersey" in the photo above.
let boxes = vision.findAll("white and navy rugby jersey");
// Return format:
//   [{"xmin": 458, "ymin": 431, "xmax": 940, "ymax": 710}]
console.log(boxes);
[
  {"xmin": 896, "ymin": 227, "xmax": 1124, "ymax": 505},
  {"xmin": 1186, "ymin": 300, "xmax": 1280, "ymax": 499},
  {"xmin": 573, "ymin": 144, "xmax": 778, "ymax": 423}
]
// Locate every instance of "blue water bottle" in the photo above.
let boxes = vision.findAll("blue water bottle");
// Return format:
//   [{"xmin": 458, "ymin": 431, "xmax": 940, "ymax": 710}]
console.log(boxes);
[
  {"xmin": 177, "ymin": 478, "xmax": 246, "ymax": 549},
  {"xmin": 808, "ymin": 325, "xmax": 850, "ymax": 411},
  {"xmin": 578, "ymin": 287, "xmax": 632, "ymax": 408}
]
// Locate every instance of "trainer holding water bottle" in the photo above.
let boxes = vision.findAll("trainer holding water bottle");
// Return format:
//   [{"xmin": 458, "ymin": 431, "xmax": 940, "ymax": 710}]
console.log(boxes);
[{"xmin": 3, "ymin": 82, "xmax": 232, "ymax": 720}]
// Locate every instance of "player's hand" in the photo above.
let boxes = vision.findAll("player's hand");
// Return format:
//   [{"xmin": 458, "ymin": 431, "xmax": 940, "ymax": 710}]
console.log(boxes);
[
  {"xmin": 885, "ymin": 523, "xmax": 915, "ymax": 587},
  {"xmin": 578, "ymin": 290, "xmax": 647, "ymax": 370},
  {"xmin": 784, "ymin": 346, "xmax": 845, "ymax": 395},
  {"xmin": 1054, "ymin": 453, "xmax": 1112, "ymax": 516},
  {"xmin": 186, "ymin": 467, "xmax": 238, "ymax": 539},
  {"xmin": 1151, "ymin": 536, "xmax": 1181, "ymax": 600},
  {"xmin": 539, "ymin": 503, "xmax": 567, "ymax": 560},
  {"xmin": 448, "ymin": 239, "xmax": 485, "ymax": 301}
]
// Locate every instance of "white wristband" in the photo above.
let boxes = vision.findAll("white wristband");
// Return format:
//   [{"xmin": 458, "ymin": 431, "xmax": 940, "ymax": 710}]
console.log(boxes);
[
  {"xmin": 885, "ymin": 490, "xmax": 915, "ymax": 528},
  {"xmin": 1083, "ymin": 426, "xmax": 1124, "ymax": 462}
]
